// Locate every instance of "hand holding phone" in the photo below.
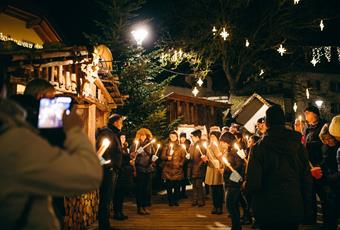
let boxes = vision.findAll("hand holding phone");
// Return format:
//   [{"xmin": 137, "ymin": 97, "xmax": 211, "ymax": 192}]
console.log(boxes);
[{"xmin": 63, "ymin": 107, "xmax": 82, "ymax": 132}]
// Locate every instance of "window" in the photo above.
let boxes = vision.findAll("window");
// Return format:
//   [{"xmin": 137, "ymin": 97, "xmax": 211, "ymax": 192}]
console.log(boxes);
[
  {"xmin": 331, "ymin": 103, "xmax": 340, "ymax": 114},
  {"xmin": 329, "ymin": 81, "xmax": 340, "ymax": 93}
]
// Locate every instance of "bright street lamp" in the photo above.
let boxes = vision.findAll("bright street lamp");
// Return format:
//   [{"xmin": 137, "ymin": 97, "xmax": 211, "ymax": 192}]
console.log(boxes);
[{"xmin": 131, "ymin": 28, "xmax": 148, "ymax": 46}]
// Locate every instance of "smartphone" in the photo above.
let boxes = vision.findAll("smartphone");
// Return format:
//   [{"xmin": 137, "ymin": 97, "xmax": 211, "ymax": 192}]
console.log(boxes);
[{"xmin": 38, "ymin": 96, "xmax": 73, "ymax": 129}]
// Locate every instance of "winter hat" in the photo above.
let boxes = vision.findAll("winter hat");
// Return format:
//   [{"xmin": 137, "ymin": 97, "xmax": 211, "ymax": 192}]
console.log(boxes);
[
  {"xmin": 108, "ymin": 114, "xmax": 123, "ymax": 124},
  {"xmin": 219, "ymin": 132, "xmax": 236, "ymax": 145},
  {"xmin": 304, "ymin": 106, "xmax": 320, "ymax": 117},
  {"xmin": 180, "ymin": 132, "xmax": 187, "ymax": 138},
  {"xmin": 210, "ymin": 131, "xmax": 221, "ymax": 139},
  {"xmin": 191, "ymin": 129, "xmax": 202, "ymax": 138},
  {"xmin": 329, "ymin": 115, "xmax": 340, "ymax": 137},
  {"xmin": 265, "ymin": 105, "xmax": 285, "ymax": 127}
]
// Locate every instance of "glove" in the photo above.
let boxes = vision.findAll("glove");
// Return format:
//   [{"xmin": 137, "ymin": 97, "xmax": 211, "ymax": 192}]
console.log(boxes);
[{"xmin": 311, "ymin": 167, "xmax": 322, "ymax": 180}]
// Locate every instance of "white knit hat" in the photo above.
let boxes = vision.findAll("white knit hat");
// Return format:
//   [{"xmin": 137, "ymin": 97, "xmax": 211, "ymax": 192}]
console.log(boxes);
[{"xmin": 329, "ymin": 115, "xmax": 340, "ymax": 137}]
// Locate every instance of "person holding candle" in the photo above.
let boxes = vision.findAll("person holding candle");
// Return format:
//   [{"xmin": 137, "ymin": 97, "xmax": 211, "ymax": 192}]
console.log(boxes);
[
  {"xmin": 179, "ymin": 132, "xmax": 191, "ymax": 199},
  {"xmin": 130, "ymin": 128, "xmax": 154, "ymax": 215},
  {"xmin": 112, "ymin": 134, "xmax": 133, "ymax": 221},
  {"xmin": 96, "ymin": 114, "xmax": 124, "ymax": 230},
  {"xmin": 187, "ymin": 129, "xmax": 207, "ymax": 207},
  {"xmin": 161, "ymin": 131, "xmax": 186, "ymax": 206},
  {"xmin": 246, "ymin": 105, "xmax": 313, "ymax": 230},
  {"xmin": 303, "ymin": 106, "xmax": 326, "ymax": 225},
  {"xmin": 204, "ymin": 131, "xmax": 224, "ymax": 215},
  {"xmin": 219, "ymin": 132, "xmax": 245, "ymax": 230}
]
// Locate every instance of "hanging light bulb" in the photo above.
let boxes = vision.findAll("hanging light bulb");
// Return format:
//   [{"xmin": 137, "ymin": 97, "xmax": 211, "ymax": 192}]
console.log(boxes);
[
  {"xmin": 245, "ymin": 39, "xmax": 250, "ymax": 47},
  {"xmin": 306, "ymin": 88, "xmax": 310, "ymax": 99},
  {"xmin": 220, "ymin": 27, "xmax": 229, "ymax": 40},
  {"xmin": 192, "ymin": 87, "xmax": 199, "ymax": 97},
  {"xmin": 293, "ymin": 102, "xmax": 297, "ymax": 112},
  {"xmin": 197, "ymin": 78, "xmax": 204, "ymax": 87},
  {"xmin": 212, "ymin": 26, "xmax": 217, "ymax": 35},
  {"xmin": 277, "ymin": 44, "xmax": 287, "ymax": 56},
  {"xmin": 259, "ymin": 69, "xmax": 264, "ymax": 76},
  {"xmin": 320, "ymin": 20, "xmax": 324, "ymax": 31}
]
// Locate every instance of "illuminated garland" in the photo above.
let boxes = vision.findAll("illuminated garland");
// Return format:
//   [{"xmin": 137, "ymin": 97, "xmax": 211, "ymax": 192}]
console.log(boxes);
[{"xmin": 0, "ymin": 32, "xmax": 43, "ymax": 49}]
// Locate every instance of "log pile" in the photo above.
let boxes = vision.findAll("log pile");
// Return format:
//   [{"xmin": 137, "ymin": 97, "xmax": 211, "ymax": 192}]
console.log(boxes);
[{"xmin": 64, "ymin": 190, "xmax": 99, "ymax": 230}]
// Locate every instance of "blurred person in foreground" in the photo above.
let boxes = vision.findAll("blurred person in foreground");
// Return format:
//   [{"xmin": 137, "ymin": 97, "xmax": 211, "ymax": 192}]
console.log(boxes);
[
  {"xmin": 246, "ymin": 105, "xmax": 313, "ymax": 230},
  {"xmin": 0, "ymin": 58, "xmax": 102, "ymax": 230}
]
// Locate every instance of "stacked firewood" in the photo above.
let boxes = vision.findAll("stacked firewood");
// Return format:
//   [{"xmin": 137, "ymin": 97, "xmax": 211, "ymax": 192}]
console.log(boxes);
[{"xmin": 64, "ymin": 190, "xmax": 99, "ymax": 229}]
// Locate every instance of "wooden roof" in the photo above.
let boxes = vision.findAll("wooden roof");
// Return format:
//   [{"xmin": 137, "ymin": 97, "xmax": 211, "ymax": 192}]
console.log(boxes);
[
  {"xmin": 165, "ymin": 92, "xmax": 231, "ymax": 109},
  {"xmin": 0, "ymin": 4, "xmax": 61, "ymax": 43}
]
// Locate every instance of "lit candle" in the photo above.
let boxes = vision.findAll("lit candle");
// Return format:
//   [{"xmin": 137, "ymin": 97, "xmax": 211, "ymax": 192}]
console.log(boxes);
[
  {"xmin": 234, "ymin": 143, "xmax": 247, "ymax": 161},
  {"xmin": 181, "ymin": 144, "xmax": 187, "ymax": 151},
  {"xmin": 222, "ymin": 156, "xmax": 235, "ymax": 172},
  {"xmin": 155, "ymin": 143, "xmax": 161, "ymax": 155},
  {"xmin": 142, "ymin": 138, "xmax": 157, "ymax": 149},
  {"xmin": 134, "ymin": 140, "xmax": 139, "ymax": 152},
  {"xmin": 97, "ymin": 138, "xmax": 111, "ymax": 158},
  {"xmin": 245, "ymin": 135, "xmax": 249, "ymax": 141},
  {"xmin": 299, "ymin": 115, "xmax": 302, "ymax": 124},
  {"xmin": 196, "ymin": 145, "xmax": 203, "ymax": 156}
]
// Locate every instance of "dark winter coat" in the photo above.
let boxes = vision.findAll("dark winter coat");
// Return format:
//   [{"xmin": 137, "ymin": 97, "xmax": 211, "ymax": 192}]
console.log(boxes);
[
  {"xmin": 223, "ymin": 148, "xmax": 245, "ymax": 189},
  {"xmin": 246, "ymin": 126, "xmax": 313, "ymax": 224},
  {"xmin": 96, "ymin": 124, "xmax": 123, "ymax": 171},
  {"xmin": 304, "ymin": 119, "xmax": 325, "ymax": 166},
  {"xmin": 116, "ymin": 143, "xmax": 133, "ymax": 189},
  {"xmin": 320, "ymin": 143, "xmax": 340, "ymax": 191},
  {"xmin": 187, "ymin": 141, "xmax": 207, "ymax": 179},
  {"xmin": 130, "ymin": 139, "xmax": 154, "ymax": 174},
  {"xmin": 161, "ymin": 142, "xmax": 186, "ymax": 181}
]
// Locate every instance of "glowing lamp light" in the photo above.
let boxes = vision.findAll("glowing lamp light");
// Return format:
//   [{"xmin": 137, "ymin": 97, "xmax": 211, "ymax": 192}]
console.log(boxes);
[
  {"xmin": 233, "ymin": 143, "xmax": 240, "ymax": 151},
  {"xmin": 293, "ymin": 102, "xmax": 298, "ymax": 112},
  {"xmin": 192, "ymin": 87, "xmax": 199, "ymax": 97},
  {"xmin": 197, "ymin": 78, "xmax": 204, "ymax": 87},
  {"xmin": 259, "ymin": 69, "xmax": 265, "ymax": 76},
  {"xmin": 320, "ymin": 20, "xmax": 324, "ymax": 31},
  {"xmin": 245, "ymin": 39, "xmax": 250, "ymax": 47},
  {"xmin": 277, "ymin": 44, "xmax": 287, "ymax": 56},
  {"xmin": 212, "ymin": 26, "xmax": 217, "ymax": 35},
  {"xmin": 220, "ymin": 27, "xmax": 229, "ymax": 40},
  {"xmin": 294, "ymin": 0, "xmax": 300, "ymax": 5},
  {"xmin": 315, "ymin": 100, "xmax": 324, "ymax": 108},
  {"xmin": 131, "ymin": 27, "xmax": 149, "ymax": 46}
]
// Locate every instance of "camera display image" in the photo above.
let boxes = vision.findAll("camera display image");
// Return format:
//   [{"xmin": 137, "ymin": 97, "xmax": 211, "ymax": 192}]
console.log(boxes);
[{"xmin": 38, "ymin": 97, "xmax": 72, "ymax": 129}]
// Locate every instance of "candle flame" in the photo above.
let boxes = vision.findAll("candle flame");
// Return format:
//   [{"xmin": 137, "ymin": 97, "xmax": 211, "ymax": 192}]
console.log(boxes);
[
  {"xmin": 234, "ymin": 143, "xmax": 240, "ymax": 151},
  {"xmin": 181, "ymin": 144, "xmax": 186, "ymax": 149},
  {"xmin": 102, "ymin": 138, "xmax": 111, "ymax": 147},
  {"xmin": 245, "ymin": 135, "xmax": 249, "ymax": 140},
  {"xmin": 151, "ymin": 139, "xmax": 156, "ymax": 143},
  {"xmin": 222, "ymin": 156, "xmax": 230, "ymax": 166},
  {"xmin": 134, "ymin": 140, "xmax": 139, "ymax": 145},
  {"xmin": 202, "ymin": 142, "xmax": 208, "ymax": 149},
  {"xmin": 157, "ymin": 143, "xmax": 161, "ymax": 148}
]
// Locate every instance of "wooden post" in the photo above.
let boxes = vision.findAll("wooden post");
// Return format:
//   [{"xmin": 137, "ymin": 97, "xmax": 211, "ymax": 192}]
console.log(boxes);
[
  {"xmin": 87, "ymin": 104, "xmax": 96, "ymax": 146},
  {"xmin": 185, "ymin": 102, "xmax": 190, "ymax": 123}
]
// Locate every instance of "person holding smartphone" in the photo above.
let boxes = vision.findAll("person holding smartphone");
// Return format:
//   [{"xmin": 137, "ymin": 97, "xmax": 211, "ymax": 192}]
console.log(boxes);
[{"xmin": 0, "ymin": 59, "xmax": 102, "ymax": 230}]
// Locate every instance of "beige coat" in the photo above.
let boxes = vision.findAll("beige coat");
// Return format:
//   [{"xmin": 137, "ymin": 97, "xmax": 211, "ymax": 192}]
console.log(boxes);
[
  {"xmin": 0, "ymin": 99, "xmax": 102, "ymax": 230},
  {"xmin": 204, "ymin": 143, "xmax": 224, "ymax": 185}
]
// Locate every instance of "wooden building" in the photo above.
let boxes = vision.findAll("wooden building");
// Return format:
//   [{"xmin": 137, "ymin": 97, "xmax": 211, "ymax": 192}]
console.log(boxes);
[{"xmin": 165, "ymin": 92, "xmax": 231, "ymax": 128}]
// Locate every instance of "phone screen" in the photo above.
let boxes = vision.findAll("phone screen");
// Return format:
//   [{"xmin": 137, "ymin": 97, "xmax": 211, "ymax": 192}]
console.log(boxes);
[{"xmin": 38, "ymin": 97, "xmax": 72, "ymax": 129}]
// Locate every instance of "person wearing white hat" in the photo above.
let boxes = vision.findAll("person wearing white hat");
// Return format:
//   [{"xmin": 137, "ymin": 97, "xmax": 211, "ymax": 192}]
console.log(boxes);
[{"xmin": 329, "ymin": 115, "xmax": 340, "ymax": 141}]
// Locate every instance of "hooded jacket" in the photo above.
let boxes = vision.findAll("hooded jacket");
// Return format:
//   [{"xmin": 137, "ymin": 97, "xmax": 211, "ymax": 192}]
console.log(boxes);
[
  {"xmin": 246, "ymin": 126, "xmax": 313, "ymax": 224},
  {"xmin": 0, "ymin": 99, "xmax": 102, "ymax": 230}
]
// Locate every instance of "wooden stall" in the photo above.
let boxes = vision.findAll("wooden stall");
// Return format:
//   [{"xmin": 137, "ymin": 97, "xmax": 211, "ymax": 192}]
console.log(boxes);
[
  {"xmin": 165, "ymin": 92, "xmax": 231, "ymax": 129},
  {"xmin": 5, "ymin": 45, "xmax": 125, "ymax": 229}
]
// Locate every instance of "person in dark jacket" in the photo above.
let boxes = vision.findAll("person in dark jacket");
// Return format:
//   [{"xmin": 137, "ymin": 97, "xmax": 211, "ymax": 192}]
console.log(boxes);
[
  {"xmin": 161, "ymin": 131, "xmax": 186, "ymax": 206},
  {"xmin": 179, "ymin": 132, "xmax": 191, "ymax": 199},
  {"xmin": 220, "ymin": 132, "xmax": 244, "ymax": 230},
  {"xmin": 246, "ymin": 105, "xmax": 313, "ymax": 230},
  {"xmin": 113, "ymin": 134, "xmax": 133, "ymax": 221},
  {"xmin": 130, "ymin": 128, "xmax": 155, "ymax": 215},
  {"xmin": 187, "ymin": 129, "xmax": 208, "ymax": 207},
  {"xmin": 303, "ymin": 105, "xmax": 326, "ymax": 224},
  {"xmin": 96, "ymin": 114, "xmax": 124, "ymax": 230},
  {"xmin": 318, "ymin": 124, "xmax": 340, "ymax": 230}
]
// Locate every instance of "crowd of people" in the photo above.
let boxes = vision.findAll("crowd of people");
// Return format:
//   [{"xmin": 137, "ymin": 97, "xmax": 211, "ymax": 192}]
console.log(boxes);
[{"xmin": 0, "ymin": 58, "xmax": 339, "ymax": 230}]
